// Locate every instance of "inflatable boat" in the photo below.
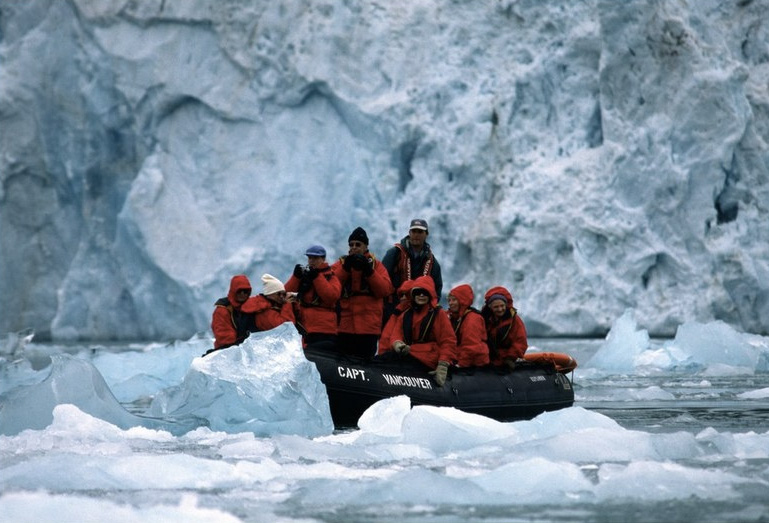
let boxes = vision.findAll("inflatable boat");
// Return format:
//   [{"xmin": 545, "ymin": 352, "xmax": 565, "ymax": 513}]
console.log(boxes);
[{"xmin": 304, "ymin": 348, "xmax": 577, "ymax": 428}]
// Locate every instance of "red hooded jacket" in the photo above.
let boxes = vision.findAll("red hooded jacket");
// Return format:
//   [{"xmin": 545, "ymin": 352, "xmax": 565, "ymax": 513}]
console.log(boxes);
[
  {"xmin": 332, "ymin": 253, "xmax": 394, "ymax": 335},
  {"xmin": 447, "ymin": 284, "xmax": 489, "ymax": 367},
  {"xmin": 211, "ymin": 274, "xmax": 254, "ymax": 350},
  {"xmin": 378, "ymin": 279, "xmax": 416, "ymax": 354},
  {"xmin": 285, "ymin": 263, "xmax": 341, "ymax": 336},
  {"xmin": 241, "ymin": 294, "xmax": 296, "ymax": 332},
  {"xmin": 481, "ymin": 286, "xmax": 528, "ymax": 364},
  {"xmin": 390, "ymin": 276, "xmax": 457, "ymax": 369}
]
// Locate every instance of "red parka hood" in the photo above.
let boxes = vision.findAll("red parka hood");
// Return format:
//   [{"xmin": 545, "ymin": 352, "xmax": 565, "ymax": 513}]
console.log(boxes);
[
  {"xmin": 449, "ymin": 284, "xmax": 474, "ymax": 312},
  {"xmin": 484, "ymin": 286, "xmax": 513, "ymax": 308},
  {"xmin": 410, "ymin": 275, "xmax": 438, "ymax": 307},
  {"xmin": 227, "ymin": 274, "xmax": 252, "ymax": 308},
  {"xmin": 397, "ymin": 279, "xmax": 416, "ymax": 297}
]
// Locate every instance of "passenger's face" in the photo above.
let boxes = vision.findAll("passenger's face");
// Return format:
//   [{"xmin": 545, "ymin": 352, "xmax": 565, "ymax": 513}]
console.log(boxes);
[
  {"xmin": 408, "ymin": 229, "xmax": 427, "ymax": 248},
  {"xmin": 412, "ymin": 288, "xmax": 430, "ymax": 306},
  {"xmin": 234, "ymin": 288, "xmax": 251, "ymax": 304},
  {"xmin": 490, "ymin": 299, "xmax": 507, "ymax": 318},
  {"xmin": 447, "ymin": 294, "xmax": 459, "ymax": 313},
  {"xmin": 266, "ymin": 291, "xmax": 286, "ymax": 304},
  {"xmin": 306, "ymin": 255, "xmax": 325, "ymax": 268},
  {"xmin": 348, "ymin": 241, "xmax": 366, "ymax": 256}
]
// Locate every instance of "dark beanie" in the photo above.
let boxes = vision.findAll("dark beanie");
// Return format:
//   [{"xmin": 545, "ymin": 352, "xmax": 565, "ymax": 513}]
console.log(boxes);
[{"xmin": 348, "ymin": 227, "xmax": 369, "ymax": 245}]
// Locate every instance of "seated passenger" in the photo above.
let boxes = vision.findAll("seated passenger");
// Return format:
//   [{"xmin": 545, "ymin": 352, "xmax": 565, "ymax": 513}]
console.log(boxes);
[
  {"xmin": 378, "ymin": 280, "xmax": 415, "ymax": 355},
  {"xmin": 209, "ymin": 274, "xmax": 256, "ymax": 354},
  {"xmin": 481, "ymin": 286, "xmax": 528, "ymax": 370},
  {"xmin": 388, "ymin": 275, "xmax": 457, "ymax": 386},
  {"xmin": 285, "ymin": 244, "xmax": 342, "ymax": 350},
  {"xmin": 241, "ymin": 274, "xmax": 296, "ymax": 332},
  {"xmin": 447, "ymin": 284, "xmax": 489, "ymax": 368}
]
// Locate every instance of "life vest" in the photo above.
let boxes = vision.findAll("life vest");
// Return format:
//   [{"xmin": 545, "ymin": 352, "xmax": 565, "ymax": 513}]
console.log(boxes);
[
  {"xmin": 451, "ymin": 307, "xmax": 482, "ymax": 346},
  {"xmin": 401, "ymin": 306, "xmax": 441, "ymax": 345},
  {"xmin": 487, "ymin": 308, "xmax": 516, "ymax": 360},
  {"xmin": 394, "ymin": 243, "xmax": 434, "ymax": 285}
]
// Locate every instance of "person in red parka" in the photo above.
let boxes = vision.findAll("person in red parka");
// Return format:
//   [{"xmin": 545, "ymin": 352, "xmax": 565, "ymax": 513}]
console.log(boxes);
[
  {"xmin": 389, "ymin": 275, "xmax": 457, "ymax": 386},
  {"xmin": 331, "ymin": 227, "xmax": 394, "ymax": 359},
  {"xmin": 481, "ymin": 286, "xmax": 528, "ymax": 369},
  {"xmin": 447, "ymin": 284, "xmax": 489, "ymax": 368},
  {"xmin": 241, "ymin": 274, "xmax": 296, "ymax": 332},
  {"xmin": 378, "ymin": 279, "xmax": 415, "ymax": 355},
  {"xmin": 209, "ymin": 274, "xmax": 255, "ymax": 354},
  {"xmin": 285, "ymin": 244, "xmax": 342, "ymax": 350}
]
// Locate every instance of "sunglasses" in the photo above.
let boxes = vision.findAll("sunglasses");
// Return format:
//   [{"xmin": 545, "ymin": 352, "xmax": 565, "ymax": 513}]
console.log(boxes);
[
  {"xmin": 236, "ymin": 289, "xmax": 251, "ymax": 295},
  {"xmin": 412, "ymin": 289, "xmax": 430, "ymax": 297},
  {"xmin": 348, "ymin": 241, "xmax": 365, "ymax": 247}
]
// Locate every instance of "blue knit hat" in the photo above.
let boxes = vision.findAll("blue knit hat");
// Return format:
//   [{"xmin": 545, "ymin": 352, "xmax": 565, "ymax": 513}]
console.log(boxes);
[{"xmin": 305, "ymin": 244, "xmax": 327, "ymax": 257}]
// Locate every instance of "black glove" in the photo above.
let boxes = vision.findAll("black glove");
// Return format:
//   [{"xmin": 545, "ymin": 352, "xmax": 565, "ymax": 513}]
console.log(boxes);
[
  {"xmin": 307, "ymin": 267, "xmax": 319, "ymax": 280},
  {"xmin": 342, "ymin": 255, "xmax": 353, "ymax": 271},
  {"xmin": 363, "ymin": 257, "xmax": 374, "ymax": 276},
  {"xmin": 293, "ymin": 264, "xmax": 304, "ymax": 279},
  {"xmin": 351, "ymin": 253, "xmax": 367, "ymax": 270}
]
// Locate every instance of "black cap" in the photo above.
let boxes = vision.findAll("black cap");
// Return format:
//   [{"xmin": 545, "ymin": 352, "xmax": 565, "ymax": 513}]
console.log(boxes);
[
  {"xmin": 348, "ymin": 227, "xmax": 369, "ymax": 245},
  {"xmin": 409, "ymin": 218, "xmax": 428, "ymax": 231}
]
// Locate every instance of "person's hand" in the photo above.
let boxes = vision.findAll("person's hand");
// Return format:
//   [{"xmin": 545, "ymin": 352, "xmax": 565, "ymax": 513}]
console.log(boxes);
[
  {"xmin": 363, "ymin": 257, "xmax": 374, "ymax": 276},
  {"xmin": 392, "ymin": 340, "xmax": 410, "ymax": 355},
  {"xmin": 350, "ymin": 253, "xmax": 367, "ymax": 270},
  {"xmin": 285, "ymin": 292, "xmax": 298, "ymax": 303},
  {"xmin": 293, "ymin": 264, "xmax": 304, "ymax": 279},
  {"xmin": 503, "ymin": 357, "xmax": 517, "ymax": 371},
  {"xmin": 342, "ymin": 255, "xmax": 353, "ymax": 271},
  {"xmin": 430, "ymin": 361, "xmax": 449, "ymax": 386},
  {"xmin": 307, "ymin": 267, "xmax": 319, "ymax": 280}
]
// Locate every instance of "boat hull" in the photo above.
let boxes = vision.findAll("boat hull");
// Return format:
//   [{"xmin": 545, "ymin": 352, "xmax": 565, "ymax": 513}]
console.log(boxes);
[{"xmin": 304, "ymin": 348, "xmax": 575, "ymax": 428}]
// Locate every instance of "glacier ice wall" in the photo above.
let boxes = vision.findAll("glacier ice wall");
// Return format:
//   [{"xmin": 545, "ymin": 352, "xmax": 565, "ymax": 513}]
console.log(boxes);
[{"xmin": 1, "ymin": 0, "xmax": 767, "ymax": 340}]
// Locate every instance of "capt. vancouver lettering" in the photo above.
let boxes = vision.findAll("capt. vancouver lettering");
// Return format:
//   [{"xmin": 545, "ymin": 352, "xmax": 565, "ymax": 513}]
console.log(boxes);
[
  {"xmin": 382, "ymin": 373, "xmax": 433, "ymax": 390},
  {"xmin": 338, "ymin": 366, "xmax": 367, "ymax": 381}
]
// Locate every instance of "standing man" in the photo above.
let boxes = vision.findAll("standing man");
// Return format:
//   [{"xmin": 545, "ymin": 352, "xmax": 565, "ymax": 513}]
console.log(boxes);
[
  {"xmin": 285, "ymin": 245, "xmax": 342, "ymax": 350},
  {"xmin": 332, "ymin": 226, "xmax": 394, "ymax": 359},
  {"xmin": 381, "ymin": 218, "xmax": 443, "ymax": 325}
]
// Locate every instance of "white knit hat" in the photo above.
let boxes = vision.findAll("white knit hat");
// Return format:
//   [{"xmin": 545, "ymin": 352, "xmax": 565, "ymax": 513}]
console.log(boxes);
[{"xmin": 261, "ymin": 273, "xmax": 285, "ymax": 295}]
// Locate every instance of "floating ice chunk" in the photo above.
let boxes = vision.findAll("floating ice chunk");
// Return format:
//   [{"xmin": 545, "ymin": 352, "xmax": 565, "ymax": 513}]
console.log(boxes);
[
  {"xmin": 663, "ymin": 321, "xmax": 769, "ymax": 372},
  {"xmin": 357, "ymin": 395, "xmax": 412, "ymax": 437},
  {"xmin": 148, "ymin": 324, "xmax": 333, "ymax": 437},
  {"xmin": 400, "ymin": 405, "xmax": 517, "ymax": 453},
  {"xmin": 470, "ymin": 457, "xmax": 594, "ymax": 502},
  {"xmin": 585, "ymin": 309, "xmax": 650, "ymax": 372},
  {"xmin": 0, "ymin": 355, "xmax": 166, "ymax": 436},
  {"xmin": 583, "ymin": 311, "xmax": 769, "ymax": 375},
  {"xmin": 737, "ymin": 387, "xmax": 769, "ymax": 399},
  {"xmin": 0, "ymin": 492, "xmax": 242, "ymax": 523},
  {"xmin": 91, "ymin": 335, "xmax": 208, "ymax": 402},
  {"xmin": 594, "ymin": 461, "xmax": 747, "ymax": 501}
]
